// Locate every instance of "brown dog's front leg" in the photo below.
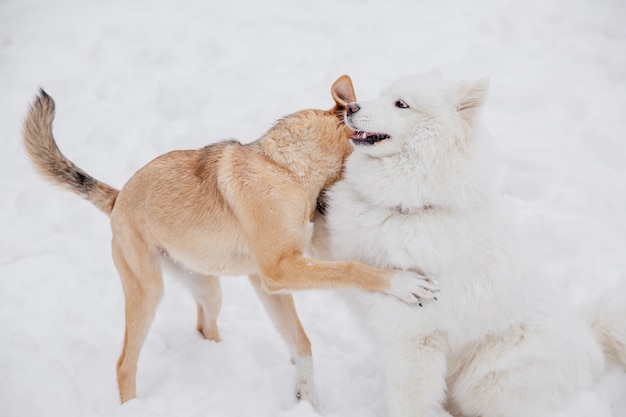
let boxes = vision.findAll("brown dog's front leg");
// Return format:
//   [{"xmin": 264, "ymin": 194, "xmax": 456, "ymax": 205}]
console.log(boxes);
[
  {"xmin": 248, "ymin": 274, "xmax": 317, "ymax": 407},
  {"xmin": 259, "ymin": 252, "xmax": 438, "ymax": 305}
]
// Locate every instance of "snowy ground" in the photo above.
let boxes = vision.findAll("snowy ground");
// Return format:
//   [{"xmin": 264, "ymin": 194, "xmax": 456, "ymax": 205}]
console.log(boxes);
[{"xmin": 1, "ymin": 0, "xmax": 625, "ymax": 416}]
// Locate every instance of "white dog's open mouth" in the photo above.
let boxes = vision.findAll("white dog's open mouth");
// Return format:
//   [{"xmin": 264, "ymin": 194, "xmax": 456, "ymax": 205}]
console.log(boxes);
[{"xmin": 351, "ymin": 131, "xmax": 391, "ymax": 145}]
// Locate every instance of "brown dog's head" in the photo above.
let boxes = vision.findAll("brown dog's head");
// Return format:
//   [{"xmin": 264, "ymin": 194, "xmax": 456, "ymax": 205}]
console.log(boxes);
[{"xmin": 259, "ymin": 75, "xmax": 357, "ymax": 212}]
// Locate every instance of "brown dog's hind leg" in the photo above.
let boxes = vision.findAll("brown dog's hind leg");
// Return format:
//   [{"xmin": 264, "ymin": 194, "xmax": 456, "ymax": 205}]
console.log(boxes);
[
  {"xmin": 190, "ymin": 275, "xmax": 222, "ymax": 342},
  {"xmin": 248, "ymin": 274, "xmax": 317, "ymax": 407},
  {"xmin": 112, "ymin": 240, "xmax": 164, "ymax": 403}
]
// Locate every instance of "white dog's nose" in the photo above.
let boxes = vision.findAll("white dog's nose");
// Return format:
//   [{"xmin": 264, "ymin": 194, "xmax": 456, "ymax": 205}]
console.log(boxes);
[{"xmin": 347, "ymin": 102, "xmax": 360, "ymax": 116}]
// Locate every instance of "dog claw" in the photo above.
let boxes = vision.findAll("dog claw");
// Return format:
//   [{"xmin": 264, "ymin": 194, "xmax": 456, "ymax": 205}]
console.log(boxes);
[{"xmin": 389, "ymin": 270, "xmax": 440, "ymax": 306}]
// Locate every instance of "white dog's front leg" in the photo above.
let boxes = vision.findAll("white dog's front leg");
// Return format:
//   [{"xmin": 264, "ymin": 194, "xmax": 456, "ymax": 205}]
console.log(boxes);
[{"xmin": 384, "ymin": 331, "xmax": 450, "ymax": 417}]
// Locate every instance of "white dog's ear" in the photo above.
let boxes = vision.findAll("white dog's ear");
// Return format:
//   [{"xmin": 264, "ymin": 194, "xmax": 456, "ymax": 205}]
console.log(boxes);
[
  {"xmin": 331, "ymin": 75, "xmax": 357, "ymax": 107},
  {"xmin": 458, "ymin": 77, "xmax": 489, "ymax": 123}
]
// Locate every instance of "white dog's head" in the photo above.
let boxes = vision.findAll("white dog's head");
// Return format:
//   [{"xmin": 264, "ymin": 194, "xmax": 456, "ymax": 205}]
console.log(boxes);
[
  {"xmin": 342, "ymin": 71, "xmax": 494, "ymax": 210},
  {"xmin": 346, "ymin": 70, "xmax": 488, "ymax": 158}
]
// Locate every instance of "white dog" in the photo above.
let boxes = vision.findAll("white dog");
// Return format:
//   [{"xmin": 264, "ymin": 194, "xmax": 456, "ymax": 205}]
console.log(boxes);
[{"xmin": 312, "ymin": 71, "xmax": 626, "ymax": 417}]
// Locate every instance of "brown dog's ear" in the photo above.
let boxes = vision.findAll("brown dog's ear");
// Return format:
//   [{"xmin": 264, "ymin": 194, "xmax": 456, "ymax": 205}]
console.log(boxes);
[{"xmin": 331, "ymin": 75, "xmax": 356, "ymax": 107}]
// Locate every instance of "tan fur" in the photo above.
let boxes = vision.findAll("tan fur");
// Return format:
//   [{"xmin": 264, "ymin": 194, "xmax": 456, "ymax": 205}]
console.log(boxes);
[{"xmin": 22, "ymin": 77, "xmax": 418, "ymax": 404}]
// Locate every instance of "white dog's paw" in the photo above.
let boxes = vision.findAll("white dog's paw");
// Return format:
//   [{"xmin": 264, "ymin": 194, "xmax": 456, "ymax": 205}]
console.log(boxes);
[{"xmin": 387, "ymin": 270, "xmax": 439, "ymax": 306}]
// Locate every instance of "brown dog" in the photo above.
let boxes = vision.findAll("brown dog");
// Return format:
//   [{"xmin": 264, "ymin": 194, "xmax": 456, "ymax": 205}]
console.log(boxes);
[{"xmin": 22, "ymin": 76, "xmax": 436, "ymax": 405}]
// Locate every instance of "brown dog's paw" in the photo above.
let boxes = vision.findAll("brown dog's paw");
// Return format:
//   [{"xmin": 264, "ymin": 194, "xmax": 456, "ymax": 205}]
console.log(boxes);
[{"xmin": 387, "ymin": 270, "xmax": 440, "ymax": 306}]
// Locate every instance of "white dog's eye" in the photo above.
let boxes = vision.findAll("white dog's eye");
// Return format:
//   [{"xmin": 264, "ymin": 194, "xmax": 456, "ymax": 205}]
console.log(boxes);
[{"xmin": 395, "ymin": 99, "xmax": 409, "ymax": 109}]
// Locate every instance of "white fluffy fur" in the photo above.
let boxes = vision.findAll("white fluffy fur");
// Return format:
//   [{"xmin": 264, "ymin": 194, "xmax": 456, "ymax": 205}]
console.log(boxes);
[{"xmin": 314, "ymin": 72, "xmax": 626, "ymax": 417}]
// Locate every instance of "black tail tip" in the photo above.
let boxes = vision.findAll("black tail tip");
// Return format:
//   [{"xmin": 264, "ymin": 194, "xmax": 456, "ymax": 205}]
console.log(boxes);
[
  {"xmin": 33, "ymin": 87, "xmax": 55, "ymax": 109},
  {"xmin": 38, "ymin": 87, "xmax": 51, "ymax": 99}
]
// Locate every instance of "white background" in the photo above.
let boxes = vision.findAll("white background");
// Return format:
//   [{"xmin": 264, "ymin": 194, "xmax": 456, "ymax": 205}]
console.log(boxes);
[{"xmin": 1, "ymin": 0, "xmax": 625, "ymax": 416}]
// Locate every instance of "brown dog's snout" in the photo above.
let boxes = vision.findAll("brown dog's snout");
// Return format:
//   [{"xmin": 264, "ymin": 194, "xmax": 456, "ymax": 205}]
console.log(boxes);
[{"xmin": 346, "ymin": 102, "xmax": 360, "ymax": 116}]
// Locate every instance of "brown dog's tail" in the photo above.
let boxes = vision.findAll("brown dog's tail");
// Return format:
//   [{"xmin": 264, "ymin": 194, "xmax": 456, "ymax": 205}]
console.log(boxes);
[{"xmin": 22, "ymin": 89, "xmax": 119, "ymax": 216}]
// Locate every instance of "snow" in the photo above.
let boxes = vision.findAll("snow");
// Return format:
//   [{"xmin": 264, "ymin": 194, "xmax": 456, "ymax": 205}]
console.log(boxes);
[{"xmin": 1, "ymin": 0, "xmax": 625, "ymax": 416}]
